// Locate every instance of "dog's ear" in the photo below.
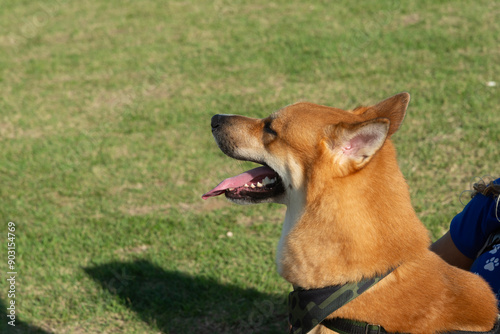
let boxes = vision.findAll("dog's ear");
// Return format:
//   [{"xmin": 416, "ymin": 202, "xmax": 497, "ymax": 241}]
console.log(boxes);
[
  {"xmin": 325, "ymin": 118, "xmax": 390, "ymax": 172},
  {"xmin": 366, "ymin": 92, "xmax": 410, "ymax": 136}
]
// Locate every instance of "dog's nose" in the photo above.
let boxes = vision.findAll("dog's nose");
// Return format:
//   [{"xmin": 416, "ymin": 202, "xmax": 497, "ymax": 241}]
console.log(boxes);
[{"xmin": 211, "ymin": 114, "xmax": 223, "ymax": 129}]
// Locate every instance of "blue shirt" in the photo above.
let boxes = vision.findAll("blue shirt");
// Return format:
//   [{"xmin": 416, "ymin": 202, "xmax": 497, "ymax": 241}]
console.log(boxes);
[{"xmin": 450, "ymin": 179, "xmax": 500, "ymax": 259}]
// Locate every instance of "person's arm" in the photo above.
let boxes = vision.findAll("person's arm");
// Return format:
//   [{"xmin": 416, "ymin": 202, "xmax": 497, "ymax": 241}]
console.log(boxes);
[{"xmin": 430, "ymin": 230, "xmax": 474, "ymax": 271}]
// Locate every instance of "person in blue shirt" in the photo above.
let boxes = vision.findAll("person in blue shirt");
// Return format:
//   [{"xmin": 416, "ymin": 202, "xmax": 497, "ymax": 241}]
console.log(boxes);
[{"xmin": 431, "ymin": 178, "xmax": 500, "ymax": 304}]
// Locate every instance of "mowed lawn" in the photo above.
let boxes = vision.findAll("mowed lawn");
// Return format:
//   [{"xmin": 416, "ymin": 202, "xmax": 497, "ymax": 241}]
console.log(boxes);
[{"xmin": 0, "ymin": 0, "xmax": 499, "ymax": 333}]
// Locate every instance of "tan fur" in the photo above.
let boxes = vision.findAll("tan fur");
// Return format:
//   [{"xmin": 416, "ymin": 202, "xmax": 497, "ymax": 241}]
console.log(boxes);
[{"xmin": 211, "ymin": 93, "xmax": 498, "ymax": 333}]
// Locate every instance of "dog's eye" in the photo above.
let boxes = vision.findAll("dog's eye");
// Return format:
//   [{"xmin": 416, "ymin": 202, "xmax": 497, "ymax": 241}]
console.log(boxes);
[{"xmin": 263, "ymin": 121, "xmax": 277, "ymax": 136}]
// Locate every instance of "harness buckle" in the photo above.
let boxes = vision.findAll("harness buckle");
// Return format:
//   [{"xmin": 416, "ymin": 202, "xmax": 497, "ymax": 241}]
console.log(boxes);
[{"xmin": 365, "ymin": 323, "xmax": 382, "ymax": 334}]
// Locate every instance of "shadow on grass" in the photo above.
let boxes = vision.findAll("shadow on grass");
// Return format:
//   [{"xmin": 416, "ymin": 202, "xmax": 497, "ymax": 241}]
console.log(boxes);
[
  {"xmin": 84, "ymin": 259, "xmax": 287, "ymax": 334},
  {"xmin": 0, "ymin": 299, "xmax": 53, "ymax": 334}
]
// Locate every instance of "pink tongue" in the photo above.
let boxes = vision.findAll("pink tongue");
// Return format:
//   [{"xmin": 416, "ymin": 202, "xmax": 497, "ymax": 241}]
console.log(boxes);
[{"xmin": 202, "ymin": 166, "xmax": 277, "ymax": 200}]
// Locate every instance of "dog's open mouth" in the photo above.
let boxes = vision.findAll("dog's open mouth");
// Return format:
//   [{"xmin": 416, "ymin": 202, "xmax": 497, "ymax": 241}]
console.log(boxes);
[{"xmin": 202, "ymin": 166, "xmax": 285, "ymax": 201}]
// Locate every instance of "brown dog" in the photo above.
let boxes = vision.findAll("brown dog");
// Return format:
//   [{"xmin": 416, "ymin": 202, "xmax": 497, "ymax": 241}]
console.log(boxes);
[{"xmin": 203, "ymin": 93, "xmax": 498, "ymax": 333}]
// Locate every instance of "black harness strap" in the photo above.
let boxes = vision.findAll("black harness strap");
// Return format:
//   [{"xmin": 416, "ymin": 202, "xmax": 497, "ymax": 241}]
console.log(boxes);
[
  {"xmin": 323, "ymin": 318, "xmax": 385, "ymax": 334},
  {"xmin": 323, "ymin": 317, "xmax": 500, "ymax": 334},
  {"xmin": 288, "ymin": 268, "xmax": 395, "ymax": 334},
  {"xmin": 288, "ymin": 266, "xmax": 500, "ymax": 334}
]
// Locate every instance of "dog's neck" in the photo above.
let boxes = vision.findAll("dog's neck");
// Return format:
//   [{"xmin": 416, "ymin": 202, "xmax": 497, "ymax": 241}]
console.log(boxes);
[
  {"xmin": 276, "ymin": 142, "xmax": 430, "ymax": 289},
  {"xmin": 277, "ymin": 190, "xmax": 306, "ymax": 277}
]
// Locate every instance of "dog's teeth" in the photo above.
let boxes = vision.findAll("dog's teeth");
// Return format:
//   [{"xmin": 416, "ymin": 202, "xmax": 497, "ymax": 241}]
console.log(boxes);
[
  {"xmin": 250, "ymin": 183, "xmax": 256, "ymax": 188},
  {"xmin": 228, "ymin": 188, "xmax": 234, "ymax": 191},
  {"xmin": 244, "ymin": 184, "xmax": 249, "ymax": 187},
  {"xmin": 264, "ymin": 177, "xmax": 277, "ymax": 185},
  {"xmin": 257, "ymin": 182, "xmax": 263, "ymax": 187}
]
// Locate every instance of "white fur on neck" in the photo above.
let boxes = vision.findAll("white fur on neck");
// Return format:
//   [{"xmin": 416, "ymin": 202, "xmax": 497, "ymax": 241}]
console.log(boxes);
[{"xmin": 276, "ymin": 191, "xmax": 305, "ymax": 276}]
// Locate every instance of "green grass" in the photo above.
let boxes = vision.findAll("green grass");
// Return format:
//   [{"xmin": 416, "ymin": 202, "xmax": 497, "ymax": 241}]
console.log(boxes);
[{"xmin": 0, "ymin": 0, "xmax": 499, "ymax": 333}]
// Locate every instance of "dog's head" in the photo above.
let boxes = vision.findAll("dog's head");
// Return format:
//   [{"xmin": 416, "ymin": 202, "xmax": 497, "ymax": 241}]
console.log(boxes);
[{"xmin": 202, "ymin": 93, "xmax": 410, "ymax": 205}]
